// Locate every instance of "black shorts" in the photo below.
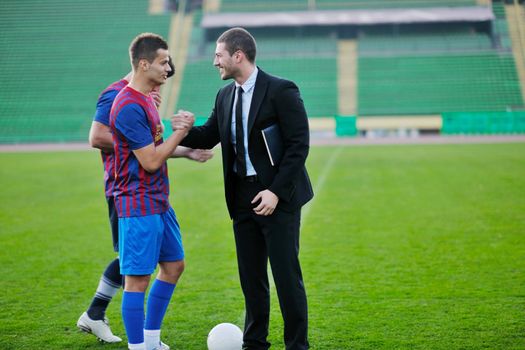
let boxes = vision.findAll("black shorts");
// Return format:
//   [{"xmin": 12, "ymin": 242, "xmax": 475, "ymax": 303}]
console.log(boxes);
[{"xmin": 106, "ymin": 196, "xmax": 119, "ymax": 252}]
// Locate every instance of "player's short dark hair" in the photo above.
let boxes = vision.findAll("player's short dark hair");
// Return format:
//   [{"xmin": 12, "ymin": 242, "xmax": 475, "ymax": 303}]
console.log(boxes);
[
  {"xmin": 129, "ymin": 33, "xmax": 168, "ymax": 69},
  {"xmin": 167, "ymin": 55, "xmax": 175, "ymax": 78},
  {"xmin": 217, "ymin": 27, "xmax": 256, "ymax": 63}
]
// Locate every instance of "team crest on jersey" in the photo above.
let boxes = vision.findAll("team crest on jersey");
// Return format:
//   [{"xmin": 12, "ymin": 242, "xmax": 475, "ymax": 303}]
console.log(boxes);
[{"xmin": 154, "ymin": 124, "xmax": 163, "ymax": 142}]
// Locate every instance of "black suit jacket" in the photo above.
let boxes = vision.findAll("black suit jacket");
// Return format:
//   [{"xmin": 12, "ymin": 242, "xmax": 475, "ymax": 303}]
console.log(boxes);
[{"xmin": 180, "ymin": 69, "xmax": 314, "ymax": 218}]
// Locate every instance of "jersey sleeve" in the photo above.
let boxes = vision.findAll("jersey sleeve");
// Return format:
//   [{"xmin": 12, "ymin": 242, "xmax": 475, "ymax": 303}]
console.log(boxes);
[
  {"xmin": 115, "ymin": 103, "xmax": 154, "ymax": 150},
  {"xmin": 93, "ymin": 90, "xmax": 119, "ymax": 126}
]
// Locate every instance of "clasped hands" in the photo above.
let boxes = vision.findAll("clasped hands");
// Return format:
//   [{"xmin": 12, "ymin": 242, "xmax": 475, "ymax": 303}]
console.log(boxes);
[{"xmin": 171, "ymin": 110, "xmax": 195, "ymax": 136}]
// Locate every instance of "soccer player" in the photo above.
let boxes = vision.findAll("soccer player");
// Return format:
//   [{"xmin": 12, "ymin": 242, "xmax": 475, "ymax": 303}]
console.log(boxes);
[
  {"xmin": 77, "ymin": 55, "xmax": 210, "ymax": 345},
  {"xmin": 110, "ymin": 32, "xmax": 194, "ymax": 350}
]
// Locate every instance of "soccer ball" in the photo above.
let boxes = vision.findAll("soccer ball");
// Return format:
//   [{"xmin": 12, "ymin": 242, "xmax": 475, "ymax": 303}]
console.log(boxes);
[{"xmin": 207, "ymin": 323, "xmax": 243, "ymax": 350}]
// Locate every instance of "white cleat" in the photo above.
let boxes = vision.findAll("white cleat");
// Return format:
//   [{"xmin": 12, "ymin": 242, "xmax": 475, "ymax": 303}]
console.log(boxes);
[
  {"xmin": 143, "ymin": 341, "xmax": 170, "ymax": 350},
  {"xmin": 155, "ymin": 341, "xmax": 170, "ymax": 350},
  {"xmin": 77, "ymin": 312, "xmax": 122, "ymax": 343}
]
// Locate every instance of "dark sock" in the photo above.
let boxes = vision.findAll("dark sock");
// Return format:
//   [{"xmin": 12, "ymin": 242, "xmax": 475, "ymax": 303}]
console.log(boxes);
[{"xmin": 87, "ymin": 258, "xmax": 122, "ymax": 320}]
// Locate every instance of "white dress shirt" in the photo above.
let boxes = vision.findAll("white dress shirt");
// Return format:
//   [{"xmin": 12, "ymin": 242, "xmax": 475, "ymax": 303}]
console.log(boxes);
[{"xmin": 231, "ymin": 67, "xmax": 258, "ymax": 176}]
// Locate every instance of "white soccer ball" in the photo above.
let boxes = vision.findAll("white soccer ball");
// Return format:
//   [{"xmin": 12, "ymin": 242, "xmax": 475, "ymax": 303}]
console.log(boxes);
[{"xmin": 207, "ymin": 322, "xmax": 243, "ymax": 350}]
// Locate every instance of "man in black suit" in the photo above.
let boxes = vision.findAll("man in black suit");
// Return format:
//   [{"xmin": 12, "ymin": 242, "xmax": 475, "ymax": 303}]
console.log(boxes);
[{"xmin": 173, "ymin": 27, "xmax": 313, "ymax": 350}]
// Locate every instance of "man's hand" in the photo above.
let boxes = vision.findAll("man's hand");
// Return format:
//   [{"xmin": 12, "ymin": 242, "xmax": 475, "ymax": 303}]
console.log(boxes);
[
  {"xmin": 187, "ymin": 149, "xmax": 214, "ymax": 162},
  {"xmin": 172, "ymin": 110, "xmax": 194, "ymax": 131},
  {"xmin": 252, "ymin": 190, "xmax": 279, "ymax": 216},
  {"xmin": 150, "ymin": 88, "xmax": 162, "ymax": 108}
]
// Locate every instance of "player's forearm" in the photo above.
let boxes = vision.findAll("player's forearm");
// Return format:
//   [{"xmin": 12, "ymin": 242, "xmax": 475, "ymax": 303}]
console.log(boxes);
[
  {"xmin": 141, "ymin": 130, "xmax": 188, "ymax": 172},
  {"xmin": 171, "ymin": 146, "xmax": 191, "ymax": 158},
  {"xmin": 89, "ymin": 122, "xmax": 114, "ymax": 153},
  {"xmin": 90, "ymin": 134, "xmax": 113, "ymax": 153}
]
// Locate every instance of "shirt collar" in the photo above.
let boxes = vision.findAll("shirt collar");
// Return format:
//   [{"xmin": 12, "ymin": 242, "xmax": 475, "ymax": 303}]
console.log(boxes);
[{"xmin": 235, "ymin": 67, "xmax": 258, "ymax": 93}]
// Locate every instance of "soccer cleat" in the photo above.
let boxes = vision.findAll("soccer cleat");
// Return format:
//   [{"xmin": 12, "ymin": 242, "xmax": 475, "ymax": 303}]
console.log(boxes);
[
  {"xmin": 154, "ymin": 341, "xmax": 170, "ymax": 350},
  {"xmin": 77, "ymin": 312, "xmax": 122, "ymax": 343}
]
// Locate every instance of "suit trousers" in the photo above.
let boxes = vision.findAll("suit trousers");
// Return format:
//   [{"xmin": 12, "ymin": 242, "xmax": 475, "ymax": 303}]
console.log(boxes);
[{"xmin": 233, "ymin": 175, "xmax": 309, "ymax": 350}]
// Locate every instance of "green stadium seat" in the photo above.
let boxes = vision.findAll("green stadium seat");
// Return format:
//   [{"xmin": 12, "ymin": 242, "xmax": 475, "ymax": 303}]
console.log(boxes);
[
  {"xmin": 356, "ymin": 31, "xmax": 523, "ymax": 116},
  {"xmin": 0, "ymin": 0, "xmax": 171, "ymax": 143},
  {"xmin": 217, "ymin": 0, "xmax": 478, "ymax": 12},
  {"xmin": 177, "ymin": 31, "xmax": 338, "ymax": 118}
]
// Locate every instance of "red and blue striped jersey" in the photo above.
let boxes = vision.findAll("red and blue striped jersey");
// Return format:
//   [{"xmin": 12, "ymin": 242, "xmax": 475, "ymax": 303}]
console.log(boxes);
[
  {"xmin": 93, "ymin": 79, "xmax": 128, "ymax": 198},
  {"xmin": 109, "ymin": 85, "xmax": 169, "ymax": 218}
]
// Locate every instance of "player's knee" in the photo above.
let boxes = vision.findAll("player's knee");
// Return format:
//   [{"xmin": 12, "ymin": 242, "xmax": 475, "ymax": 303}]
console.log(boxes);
[
  {"xmin": 124, "ymin": 275, "xmax": 151, "ymax": 292},
  {"xmin": 160, "ymin": 260, "xmax": 185, "ymax": 283},
  {"xmin": 171, "ymin": 260, "xmax": 185, "ymax": 278}
]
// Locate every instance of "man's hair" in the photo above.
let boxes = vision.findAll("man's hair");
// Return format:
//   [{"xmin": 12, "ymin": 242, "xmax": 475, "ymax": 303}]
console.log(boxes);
[
  {"xmin": 167, "ymin": 55, "xmax": 175, "ymax": 78},
  {"xmin": 217, "ymin": 27, "xmax": 256, "ymax": 63},
  {"xmin": 129, "ymin": 33, "xmax": 168, "ymax": 69}
]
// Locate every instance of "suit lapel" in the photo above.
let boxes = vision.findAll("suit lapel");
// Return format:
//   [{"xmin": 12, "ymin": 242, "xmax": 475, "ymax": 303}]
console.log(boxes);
[
  {"xmin": 221, "ymin": 83, "xmax": 236, "ymax": 141},
  {"xmin": 247, "ymin": 69, "xmax": 269, "ymax": 136}
]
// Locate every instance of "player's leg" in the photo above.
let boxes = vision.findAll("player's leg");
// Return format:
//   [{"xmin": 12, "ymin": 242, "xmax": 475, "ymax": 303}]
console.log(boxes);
[
  {"xmin": 144, "ymin": 261, "xmax": 183, "ymax": 350},
  {"xmin": 122, "ymin": 275, "xmax": 151, "ymax": 350},
  {"xmin": 84, "ymin": 196, "xmax": 123, "ymax": 321},
  {"xmin": 120, "ymin": 214, "xmax": 163, "ymax": 350},
  {"xmin": 144, "ymin": 207, "xmax": 185, "ymax": 350},
  {"xmin": 86, "ymin": 258, "xmax": 122, "ymax": 320},
  {"xmin": 77, "ymin": 258, "xmax": 122, "ymax": 342},
  {"xmin": 77, "ymin": 196, "xmax": 123, "ymax": 343}
]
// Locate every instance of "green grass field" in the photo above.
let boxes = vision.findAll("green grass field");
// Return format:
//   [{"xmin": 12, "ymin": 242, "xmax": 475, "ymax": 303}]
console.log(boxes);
[{"xmin": 0, "ymin": 143, "xmax": 524, "ymax": 349}]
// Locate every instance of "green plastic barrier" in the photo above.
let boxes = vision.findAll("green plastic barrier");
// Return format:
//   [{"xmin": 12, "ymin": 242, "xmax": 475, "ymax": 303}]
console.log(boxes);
[
  {"xmin": 335, "ymin": 115, "xmax": 357, "ymax": 137},
  {"xmin": 162, "ymin": 116, "xmax": 208, "ymax": 138},
  {"xmin": 442, "ymin": 111, "xmax": 525, "ymax": 135}
]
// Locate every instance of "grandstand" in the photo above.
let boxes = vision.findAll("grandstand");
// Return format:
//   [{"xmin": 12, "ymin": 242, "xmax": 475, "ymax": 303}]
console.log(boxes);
[
  {"xmin": 0, "ymin": 0, "xmax": 170, "ymax": 143},
  {"xmin": 1, "ymin": 0, "xmax": 524, "ymax": 143}
]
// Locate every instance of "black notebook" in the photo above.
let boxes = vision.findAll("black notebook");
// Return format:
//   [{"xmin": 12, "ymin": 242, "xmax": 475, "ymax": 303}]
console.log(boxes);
[{"xmin": 261, "ymin": 124, "xmax": 283, "ymax": 166}]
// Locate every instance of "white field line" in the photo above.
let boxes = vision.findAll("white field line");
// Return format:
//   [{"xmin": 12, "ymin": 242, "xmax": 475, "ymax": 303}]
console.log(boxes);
[{"xmin": 301, "ymin": 145, "xmax": 343, "ymax": 221}]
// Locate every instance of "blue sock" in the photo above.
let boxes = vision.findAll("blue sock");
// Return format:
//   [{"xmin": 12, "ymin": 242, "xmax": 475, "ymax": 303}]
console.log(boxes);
[
  {"xmin": 145, "ymin": 279, "xmax": 176, "ymax": 330},
  {"xmin": 122, "ymin": 291, "xmax": 145, "ymax": 344}
]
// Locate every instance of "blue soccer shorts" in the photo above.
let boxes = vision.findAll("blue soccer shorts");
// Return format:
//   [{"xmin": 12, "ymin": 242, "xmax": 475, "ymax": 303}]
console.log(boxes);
[{"xmin": 118, "ymin": 207, "xmax": 184, "ymax": 275}]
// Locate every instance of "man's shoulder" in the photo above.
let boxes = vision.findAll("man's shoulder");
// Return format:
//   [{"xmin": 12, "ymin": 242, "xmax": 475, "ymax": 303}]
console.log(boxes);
[
  {"xmin": 111, "ymin": 92, "xmax": 146, "ymax": 125},
  {"xmin": 113, "ymin": 88, "xmax": 142, "ymax": 111},
  {"xmin": 96, "ymin": 89, "xmax": 119, "ymax": 115},
  {"xmin": 258, "ymin": 69, "xmax": 296, "ymax": 90},
  {"xmin": 106, "ymin": 79, "xmax": 128, "ymax": 92},
  {"xmin": 99, "ymin": 79, "xmax": 127, "ymax": 99},
  {"xmin": 217, "ymin": 81, "xmax": 235, "ymax": 97}
]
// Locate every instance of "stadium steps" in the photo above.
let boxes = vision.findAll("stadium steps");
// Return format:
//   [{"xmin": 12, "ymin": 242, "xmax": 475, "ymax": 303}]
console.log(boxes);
[
  {"xmin": 160, "ymin": 5, "xmax": 195, "ymax": 120},
  {"xmin": 504, "ymin": 3, "xmax": 525, "ymax": 103},
  {"xmin": 476, "ymin": 0, "xmax": 491, "ymax": 5},
  {"xmin": 149, "ymin": 0, "xmax": 165, "ymax": 14},
  {"xmin": 203, "ymin": 0, "xmax": 221, "ymax": 12},
  {"xmin": 337, "ymin": 40, "xmax": 358, "ymax": 116}
]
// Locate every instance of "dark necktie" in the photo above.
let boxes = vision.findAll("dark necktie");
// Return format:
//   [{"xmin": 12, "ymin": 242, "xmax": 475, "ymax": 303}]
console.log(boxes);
[{"xmin": 235, "ymin": 86, "xmax": 247, "ymax": 177}]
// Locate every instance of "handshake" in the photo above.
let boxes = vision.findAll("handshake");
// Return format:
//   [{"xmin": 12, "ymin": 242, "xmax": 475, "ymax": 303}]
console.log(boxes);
[{"xmin": 171, "ymin": 110, "xmax": 195, "ymax": 135}]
